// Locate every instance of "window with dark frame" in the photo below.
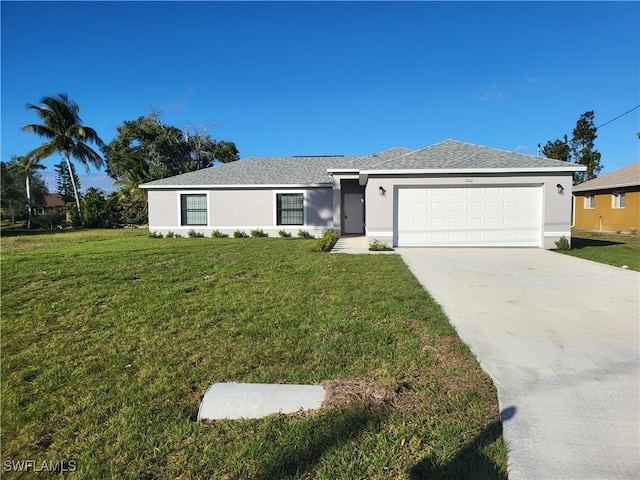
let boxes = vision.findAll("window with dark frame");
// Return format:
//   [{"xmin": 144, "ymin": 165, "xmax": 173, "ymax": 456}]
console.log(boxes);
[
  {"xmin": 613, "ymin": 192, "xmax": 626, "ymax": 208},
  {"xmin": 276, "ymin": 193, "xmax": 304, "ymax": 225},
  {"xmin": 585, "ymin": 195, "xmax": 594, "ymax": 209},
  {"xmin": 181, "ymin": 194, "xmax": 207, "ymax": 225}
]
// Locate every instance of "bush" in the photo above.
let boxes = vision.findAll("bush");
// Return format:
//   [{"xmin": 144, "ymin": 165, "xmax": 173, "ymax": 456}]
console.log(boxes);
[
  {"xmin": 149, "ymin": 231, "xmax": 163, "ymax": 239},
  {"xmin": 250, "ymin": 228, "xmax": 268, "ymax": 238},
  {"xmin": 554, "ymin": 236, "xmax": 570, "ymax": 250},
  {"xmin": 631, "ymin": 228, "xmax": 638, "ymax": 235},
  {"xmin": 211, "ymin": 230, "xmax": 228, "ymax": 238},
  {"xmin": 233, "ymin": 229, "xmax": 248, "ymax": 238},
  {"xmin": 37, "ymin": 213, "xmax": 66, "ymax": 230},
  {"xmin": 278, "ymin": 230, "xmax": 291, "ymax": 238},
  {"xmin": 313, "ymin": 230, "xmax": 339, "ymax": 252},
  {"xmin": 165, "ymin": 231, "xmax": 175, "ymax": 238},
  {"xmin": 64, "ymin": 202, "xmax": 81, "ymax": 228},
  {"xmin": 188, "ymin": 229, "xmax": 205, "ymax": 238},
  {"xmin": 369, "ymin": 239, "xmax": 394, "ymax": 251},
  {"xmin": 297, "ymin": 229, "xmax": 314, "ymax": 239}
]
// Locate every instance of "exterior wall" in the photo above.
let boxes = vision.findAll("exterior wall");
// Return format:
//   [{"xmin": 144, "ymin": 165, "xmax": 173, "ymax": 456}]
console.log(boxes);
[
  {"xmin": 146, "ymin": 187, "xmax": 334, "ymax": 237},
  {"xmin": 574, "ymin": 188, "xmax": 640, "ymax": 232},
  {"xmin": 364, "ymin": 172, "xmax": 575, "ymax": 249},
  {"xmin": 148, "ymin": 189, "xmax": 179, "ymax": 227}
]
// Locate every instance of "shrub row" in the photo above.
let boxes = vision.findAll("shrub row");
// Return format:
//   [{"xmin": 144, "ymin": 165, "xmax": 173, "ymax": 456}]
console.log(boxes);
[
  {"xmin": 313, "ymin": 230, "xmax": 339, "ymax": 252},
  {"xmin": 149, "ymin": 229, "xmax": 316, "ymax": 239}
]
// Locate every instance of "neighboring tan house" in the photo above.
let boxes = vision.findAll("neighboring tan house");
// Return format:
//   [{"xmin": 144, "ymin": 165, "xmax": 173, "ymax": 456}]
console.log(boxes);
[
  {"xmin": 572, "ymin": 162, "xmax": 640, "ymax": 233},
  {"xmin": 139, "ymin": 139, "xmax": 586, "ymax": 249}
]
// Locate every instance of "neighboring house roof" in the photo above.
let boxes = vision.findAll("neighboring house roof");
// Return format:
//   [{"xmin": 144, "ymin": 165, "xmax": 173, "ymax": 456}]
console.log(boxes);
[
  {"xmin": 37, "ymin": 194, "xmax": 65, "ymax": 207},
  {"xmin": 139, "ymin": 140, "xmax": 583, "ymax": 190},
  {"xmin": 572, "ymin": 162, "xmax": 640, "ymax": 193}
]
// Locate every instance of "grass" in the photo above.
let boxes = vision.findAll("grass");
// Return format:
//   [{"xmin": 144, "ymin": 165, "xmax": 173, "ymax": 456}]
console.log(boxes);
[
  {"xmin": 1, "ymin": 229, "xmax": 506, "ymax": 479},
  {"xmin": 561, "ymin": 229, "xmax": 640, "ymax": 271}
]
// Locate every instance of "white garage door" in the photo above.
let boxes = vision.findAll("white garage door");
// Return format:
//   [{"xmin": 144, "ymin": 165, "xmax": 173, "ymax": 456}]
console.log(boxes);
[{"xmin": 396, "ymin": 186, "xmax": 542, "ymax": 247}]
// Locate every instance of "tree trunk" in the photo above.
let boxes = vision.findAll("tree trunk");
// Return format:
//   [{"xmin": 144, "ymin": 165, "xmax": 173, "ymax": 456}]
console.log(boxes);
[
  {"xmin": 26, "ymin": 173, "xmax": 32, "ymax": 229},
  {"xmin": 65, "ymin": 153, "xmax": 85, "ymax": 227}
]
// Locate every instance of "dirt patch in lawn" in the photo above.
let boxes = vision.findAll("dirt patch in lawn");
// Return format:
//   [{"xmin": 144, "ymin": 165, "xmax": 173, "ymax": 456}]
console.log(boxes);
[{"xmin": 321, "ymin": 379, "xmax": 397, "ymax": 411}]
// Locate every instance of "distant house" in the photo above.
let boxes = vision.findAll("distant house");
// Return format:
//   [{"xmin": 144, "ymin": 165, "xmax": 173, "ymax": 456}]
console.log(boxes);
[
  {"xmin": 573, "ymin": 163, "xmax": 640, "ymax": 233},
  {"xmin": 34, "ymin": 194, "xmax": 65, "ymax": 216},
  {"xmin": 140, "ymin": 139, "xmax": 586, "ymax": 249}
]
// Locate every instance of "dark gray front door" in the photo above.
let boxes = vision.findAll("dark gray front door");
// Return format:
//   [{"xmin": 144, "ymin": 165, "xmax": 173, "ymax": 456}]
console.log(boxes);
[{"xmin": 344, "ymin": 193, "xmax": 364, "ymax": 234}]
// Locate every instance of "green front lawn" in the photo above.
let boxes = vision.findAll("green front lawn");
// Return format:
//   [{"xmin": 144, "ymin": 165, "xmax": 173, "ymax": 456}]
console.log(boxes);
[
  {"xmin": 1, "ymin": 230, "xmax": 506, "ymax": 479},
  {"xmin": 563, "ymin": 229, "xmax": 640, "ymax": 271}
]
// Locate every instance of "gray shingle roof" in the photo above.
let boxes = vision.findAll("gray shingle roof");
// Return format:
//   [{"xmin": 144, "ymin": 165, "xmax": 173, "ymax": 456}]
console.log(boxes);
[
  {"xmin": 141, "ymin": 155, "xmax": 348, "ymax": 187},
  {"xmin": 572, "ymin": 162, "xmax": 640, "ymax": 192},
  {"xmin": 367, "ymin": 139, "xmax": 579, "ymax": 170},
  {"xmin": 140, "ymin": 147, "xmax": 413, "ymax": 187},
  {"xmin": 139, "ymin": 140, "xmax": 582, "ymax": 189}
]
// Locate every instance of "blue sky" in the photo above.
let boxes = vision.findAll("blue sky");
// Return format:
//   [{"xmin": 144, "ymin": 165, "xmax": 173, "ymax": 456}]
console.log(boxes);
[{"xmin": 2, "ymin": 1, "xmax": 639, "ymax": 194}]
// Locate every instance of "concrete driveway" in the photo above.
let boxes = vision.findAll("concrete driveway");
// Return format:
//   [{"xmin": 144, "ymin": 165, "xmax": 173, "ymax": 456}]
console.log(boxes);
[{"xmin": 399, "ymin": 248, "xmax": 639, "ymax": 480}]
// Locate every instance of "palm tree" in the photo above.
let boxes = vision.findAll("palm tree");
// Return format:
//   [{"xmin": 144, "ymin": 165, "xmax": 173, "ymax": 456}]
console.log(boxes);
[
  {"xmin": 22, "ymin": 94, "xmax": 104, "ymax": 227},
  {"xmin": 8, "ymin": 155, "xmax": 46, "ymax": 228}
]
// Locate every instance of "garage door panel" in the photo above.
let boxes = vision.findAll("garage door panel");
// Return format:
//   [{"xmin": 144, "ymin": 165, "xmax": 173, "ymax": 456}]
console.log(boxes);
[
  {"xmin": 397, "ymin": 186, "xmax": 542, "ymax": 247},
  {"xmin": 467, "ymin": 218, "xmax": 483, "ymax": 228},
  {"xmin": 432, "ymin": 202, "xmax": 447, "ymax": 213},
  {"xmin": 504, "ymin": 201, "xmax": 519, "ymax": 211},
  {"xmin": 503, "ymin": 218, "xmax": 519, "ymax": 228}
]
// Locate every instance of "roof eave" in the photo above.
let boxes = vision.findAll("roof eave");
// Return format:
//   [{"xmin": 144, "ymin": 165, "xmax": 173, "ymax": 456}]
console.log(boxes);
[
  {"xmin": 360, "ymin": 166, "xmax": 586, "ymax": 175},
  {"xmin": 573, "ymin": 181, "xmax": 640, "ymax": 193},
  {"xmin": 139, "ymin": 183, "xmax": 332, "ymax": 190},
  {"xmin": 326, "ymin": 168, "xmax": 361, "ymax": 174}
]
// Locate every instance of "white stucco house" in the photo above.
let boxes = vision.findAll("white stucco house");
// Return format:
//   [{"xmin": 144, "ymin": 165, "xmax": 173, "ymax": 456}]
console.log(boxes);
[{"xmin": 139, "ymin": 139, "xmax": 586, "ymax": 249}]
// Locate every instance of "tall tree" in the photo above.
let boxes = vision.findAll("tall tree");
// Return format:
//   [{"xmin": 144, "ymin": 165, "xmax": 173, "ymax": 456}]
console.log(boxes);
[
  {"xmin": 570, "ymin": 111, "xmax": 602, "ymax": 184},
  {"xmin": 543, "ymin": 111, "xmax": 603, "ymax": 184},
  {"xmin": 541, "ymin": 135, "xmax": 571, "ymax": 163},
  {"xmin": 103, "ymin": 113, "xmax": 239, "ymax": 183},
  {"xmin": 112, "ymin": 151, "xmax": 151, "ymax": 225},
  {"xmin": 22, "ymin": 93, "xmax": 104, "ymax": 227},
  {"xmin": 82, "ymin": 187, "xmax": 107, "ymax": 228},
  {"xmin": 0, "ymin": 162, "xmax": 22, "ymax": 222},
  {"xmin": 211, "ymin": 140, "xmax": 240, "ymax": 165},
  {"xmin": 1, "ymin": 157, "xmax": 48, "ymax": 225},
  {"xmin": 7, "ymin": 155, "xmax": 46, "ymax": 228},
  {"xmin": 54, "ymin": 160, "xmax": 81, "ymax": 203}
]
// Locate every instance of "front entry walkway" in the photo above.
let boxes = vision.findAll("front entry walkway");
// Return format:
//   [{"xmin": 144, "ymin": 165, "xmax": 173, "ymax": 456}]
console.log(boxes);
[
  {"xmin": 331, "ymin": 236, "xmax": 395, "ymax": 254},
  {"xmin": 398, "ymin": 248, "xmax": 639, "ymax": 480}
]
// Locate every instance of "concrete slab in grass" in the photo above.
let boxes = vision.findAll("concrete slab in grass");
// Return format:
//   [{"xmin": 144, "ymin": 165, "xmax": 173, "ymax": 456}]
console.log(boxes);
[{"xmin": 197, "ymin": 383, "xmax": 326, "ymax": 421}]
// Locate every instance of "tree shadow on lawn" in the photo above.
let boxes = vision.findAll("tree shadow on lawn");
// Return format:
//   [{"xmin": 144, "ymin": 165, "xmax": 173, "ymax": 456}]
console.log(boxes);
[
  {"xmin": 0, "ymin": 227, "xmax": 76, "ymax": 238},
  {"xmin": 253, "ymin": 407, "xmax": 387, "ymax": 479},
  {"xmin": 253, "ymin": 410, "xmax": 506, "ymax": 480},
  {"xmin": 570, "ymin": 237, "xmax": 624, "ymax": 249},
  {"xmin": 409, "ymin": 420, "xmax": 507, "ymax": 480}
]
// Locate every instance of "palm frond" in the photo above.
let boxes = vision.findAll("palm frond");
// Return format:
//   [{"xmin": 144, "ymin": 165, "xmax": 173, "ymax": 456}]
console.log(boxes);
[
  {"xmin": 79, "ymin": 126, "xmax": 105, "ymax": 148},
  {"xmin": 24, "ymin": 142, "xmax": 58, "ymax": 162},
  {"xmin": 7, "ymin": 155, "xmax": 46, "ymax": 173},
  {"xmin": 22, "ymin": 123, "xmax": 56, "ymax": 139},
  {"xmin": 72, "ymin": 142, "xmax": 105, "ymax": 171},
  {"xmin": 22, "ymin": 94, "xmax": 105, "ymax": 169}
]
